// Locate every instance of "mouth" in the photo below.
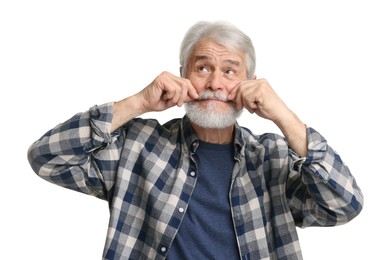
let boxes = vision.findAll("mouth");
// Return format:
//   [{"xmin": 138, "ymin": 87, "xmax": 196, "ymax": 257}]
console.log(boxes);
[
  {"xmin": 194, "ymin": 98, "xmax": 237, "ymax": 109},
  {"xmin": 196, "ymin": 98, "xmax": 226, "ymax": 102},
  {"xmin": 194, "ymin": 99, "xmax": 233, "ymax": 107},
  {"xmin": 191, "ymin": 91, "xmax": 235, "ymax": 106}
]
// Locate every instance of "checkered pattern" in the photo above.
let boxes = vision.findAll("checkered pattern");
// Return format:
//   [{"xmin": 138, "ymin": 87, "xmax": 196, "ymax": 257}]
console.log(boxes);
[{"xmin": 28, "ymin": 102, "xmax": 363, "ymax": 260}]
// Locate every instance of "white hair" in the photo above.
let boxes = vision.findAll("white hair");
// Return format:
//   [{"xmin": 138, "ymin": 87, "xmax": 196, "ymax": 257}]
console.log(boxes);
[{"xmin": 179, "ymin": 20, "xmax": 256, "ymax": 79}]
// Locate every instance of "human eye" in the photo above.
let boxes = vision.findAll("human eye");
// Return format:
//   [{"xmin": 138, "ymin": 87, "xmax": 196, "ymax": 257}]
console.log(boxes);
[
  {"xmin": 224, "ymin": 68, "xmax": 238, "ymax": 77},
  {"xmin": 225, "ymin": 69, "xmax": 234, "ymax": 75},
  {"xmin": 197, "ymin": 66, "xmax": 209, "ymax": 73}
]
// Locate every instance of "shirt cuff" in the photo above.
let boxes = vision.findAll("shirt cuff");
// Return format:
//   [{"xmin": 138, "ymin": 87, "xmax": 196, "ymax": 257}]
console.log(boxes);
[
  {"xmin": 291, "ymin": 127, "xmax": 328, "ymax": 177},
  {"xmin": 84, "ymin": 102, "xmax": 117, "ymax": 152}
]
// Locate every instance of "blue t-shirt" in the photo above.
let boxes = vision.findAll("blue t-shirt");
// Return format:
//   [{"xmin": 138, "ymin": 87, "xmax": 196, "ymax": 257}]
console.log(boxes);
[{"xmin": 167, "ymin": 140, "xmax": 240, "ymax": 259}]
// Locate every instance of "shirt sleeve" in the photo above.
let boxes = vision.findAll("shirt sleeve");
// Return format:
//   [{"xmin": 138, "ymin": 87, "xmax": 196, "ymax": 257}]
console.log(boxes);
[
  {"xmin": 287, "ymin": 127, "xmax": 364, "ymax": 227},
  {"xmin": 27, "ymin": 102, "xmax": 123, "ymax": 200}
]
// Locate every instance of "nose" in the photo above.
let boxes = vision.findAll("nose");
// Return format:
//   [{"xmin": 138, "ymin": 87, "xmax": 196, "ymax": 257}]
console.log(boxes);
[{"xmin": 207, "ymin": 71, "xmax": 225, "ymax": 91}]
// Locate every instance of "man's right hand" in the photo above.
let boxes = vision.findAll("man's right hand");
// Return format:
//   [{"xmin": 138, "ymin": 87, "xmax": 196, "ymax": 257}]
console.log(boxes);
[
  {"xmin": 138, "ymin": 71, "xmax": 199, "ymax": 112},
  {"xmin": 111, "ymin": 72, "xmax": 198, "ymax": 132}
]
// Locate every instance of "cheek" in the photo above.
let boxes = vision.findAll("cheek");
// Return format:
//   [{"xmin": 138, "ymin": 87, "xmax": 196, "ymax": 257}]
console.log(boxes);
[
  {"xmin": 226, "ymin": 80, "xmax": 240, "ymax": 92},
  {"xmin": 188, "ymin": 77, "xmax": 207, "ymax": 92}
]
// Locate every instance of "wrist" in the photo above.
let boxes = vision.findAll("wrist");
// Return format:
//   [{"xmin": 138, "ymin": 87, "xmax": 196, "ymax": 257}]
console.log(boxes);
[
  {"xmin": 111, "ymin": 95, "xmax": 147, "ymax": 132},
  {"xmin": 275, "ymin": 111, "xmax": 308, "ymax": 156}
]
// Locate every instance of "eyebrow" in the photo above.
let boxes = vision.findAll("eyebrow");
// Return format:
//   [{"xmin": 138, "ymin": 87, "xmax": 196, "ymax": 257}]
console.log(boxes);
[{"xmin": 194, "ymin": 55, "xmax": 241, "ymax": 67}]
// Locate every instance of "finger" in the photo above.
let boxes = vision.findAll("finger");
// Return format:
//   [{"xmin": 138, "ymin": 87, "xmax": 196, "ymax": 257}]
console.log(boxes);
[
  {"xmin": 171, "ymin": 78, "xmax": 198, "ymax": 104},
  {"xmin": 176, "ymin": 82, "xmax": 189, "ymax": 107},
  {"xmin": 228, "ymin": 83, "xmax": 240, "ymax": 101},
  {"xmin": 173, "ymin": 78, "xmax": 195, "ymax": 106},
  {"xmin": 233, "ymin": 86, "xmax": 244, "ymax": 111},
  {"xmin": 187, "ymin": 80, "xmax": 199, "ymax": 100},
  {"xmin": 241, "ymin": 87, "xmax": 259, "ymax": 110},
  {"xmin": 243, "ymin": 98, "xmax": 258, "ymax": 114},
  {"xmin": 169, "ymin": 84, "xmax": 183, "ymax": 106},
  {"xmin": 162, "ymin": 87, "xmax": 175, "ymax": 100}
]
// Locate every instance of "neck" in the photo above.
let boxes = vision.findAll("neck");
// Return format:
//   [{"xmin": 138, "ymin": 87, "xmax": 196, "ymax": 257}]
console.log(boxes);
[{"xmin": 191, "ymin": 123, "xmax": 234, "ymax": 144}]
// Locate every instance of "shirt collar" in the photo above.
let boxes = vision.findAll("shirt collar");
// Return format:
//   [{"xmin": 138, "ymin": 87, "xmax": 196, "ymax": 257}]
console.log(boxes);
[{"xmin": 180, "ymin": 115, "xmax": 244, "ymax": 157}]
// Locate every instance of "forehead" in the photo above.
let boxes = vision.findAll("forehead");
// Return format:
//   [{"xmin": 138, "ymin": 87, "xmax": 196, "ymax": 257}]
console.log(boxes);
[{"xmin": 190, "ymin": 39, "xmax": 245, "ymax": 65}]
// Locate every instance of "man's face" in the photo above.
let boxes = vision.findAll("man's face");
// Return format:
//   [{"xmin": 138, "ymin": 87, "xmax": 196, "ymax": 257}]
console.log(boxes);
[{"xmin": 184, "ymin": 39, "xmax": 248, "ymax": 128}]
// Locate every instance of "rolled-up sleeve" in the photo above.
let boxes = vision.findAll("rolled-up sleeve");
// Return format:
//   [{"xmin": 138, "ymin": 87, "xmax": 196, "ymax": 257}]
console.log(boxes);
[
  {"xmin": 288, "ymin": 127, "xmax": 364, "ymax": 227},
  {"xmin": 27, "ymin": 102, "xmax": 122, "ymax": 200}
]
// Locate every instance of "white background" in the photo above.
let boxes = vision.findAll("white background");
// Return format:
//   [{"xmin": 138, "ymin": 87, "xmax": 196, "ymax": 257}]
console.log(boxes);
[{"xmin": 1, "ymin": 1, "xmax": 389, "ymax": 259}]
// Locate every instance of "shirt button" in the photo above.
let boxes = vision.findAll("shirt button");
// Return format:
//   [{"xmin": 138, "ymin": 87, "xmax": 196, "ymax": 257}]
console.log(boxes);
[
  {"xmin": 178, "ymin": 207, "xmax": 184, "ymax": 213},
  {"xmin": 160, "ymin": 246, "xmax": 167, "ymax": 253},
  {"xmin": 190, "ymin": 171, "xmax": 196, "ymax": 177}
]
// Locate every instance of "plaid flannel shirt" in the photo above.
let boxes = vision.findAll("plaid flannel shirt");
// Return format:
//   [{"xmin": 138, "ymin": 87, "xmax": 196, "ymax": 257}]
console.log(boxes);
[{"xmin": 28, "ymin": 102, "xmax": 363, "ymax": 260}]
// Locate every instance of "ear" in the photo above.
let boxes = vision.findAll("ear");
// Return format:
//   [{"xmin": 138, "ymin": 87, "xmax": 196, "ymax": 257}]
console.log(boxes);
[{"xmin": 252, "ymin": 74, "xmax": 257, "ymax": 80}]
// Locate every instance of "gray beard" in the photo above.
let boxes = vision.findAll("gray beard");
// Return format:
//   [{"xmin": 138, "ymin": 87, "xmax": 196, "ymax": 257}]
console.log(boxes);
[{"xmin": 184, "ymin": 91, "xmax": 242, "ymax": 129}]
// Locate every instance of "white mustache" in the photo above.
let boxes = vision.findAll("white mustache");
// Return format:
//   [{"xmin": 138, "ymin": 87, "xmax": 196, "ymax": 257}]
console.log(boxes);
[{"xmin": 197, "ymin": 91, "xmax": 228, "ymax": 102}]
